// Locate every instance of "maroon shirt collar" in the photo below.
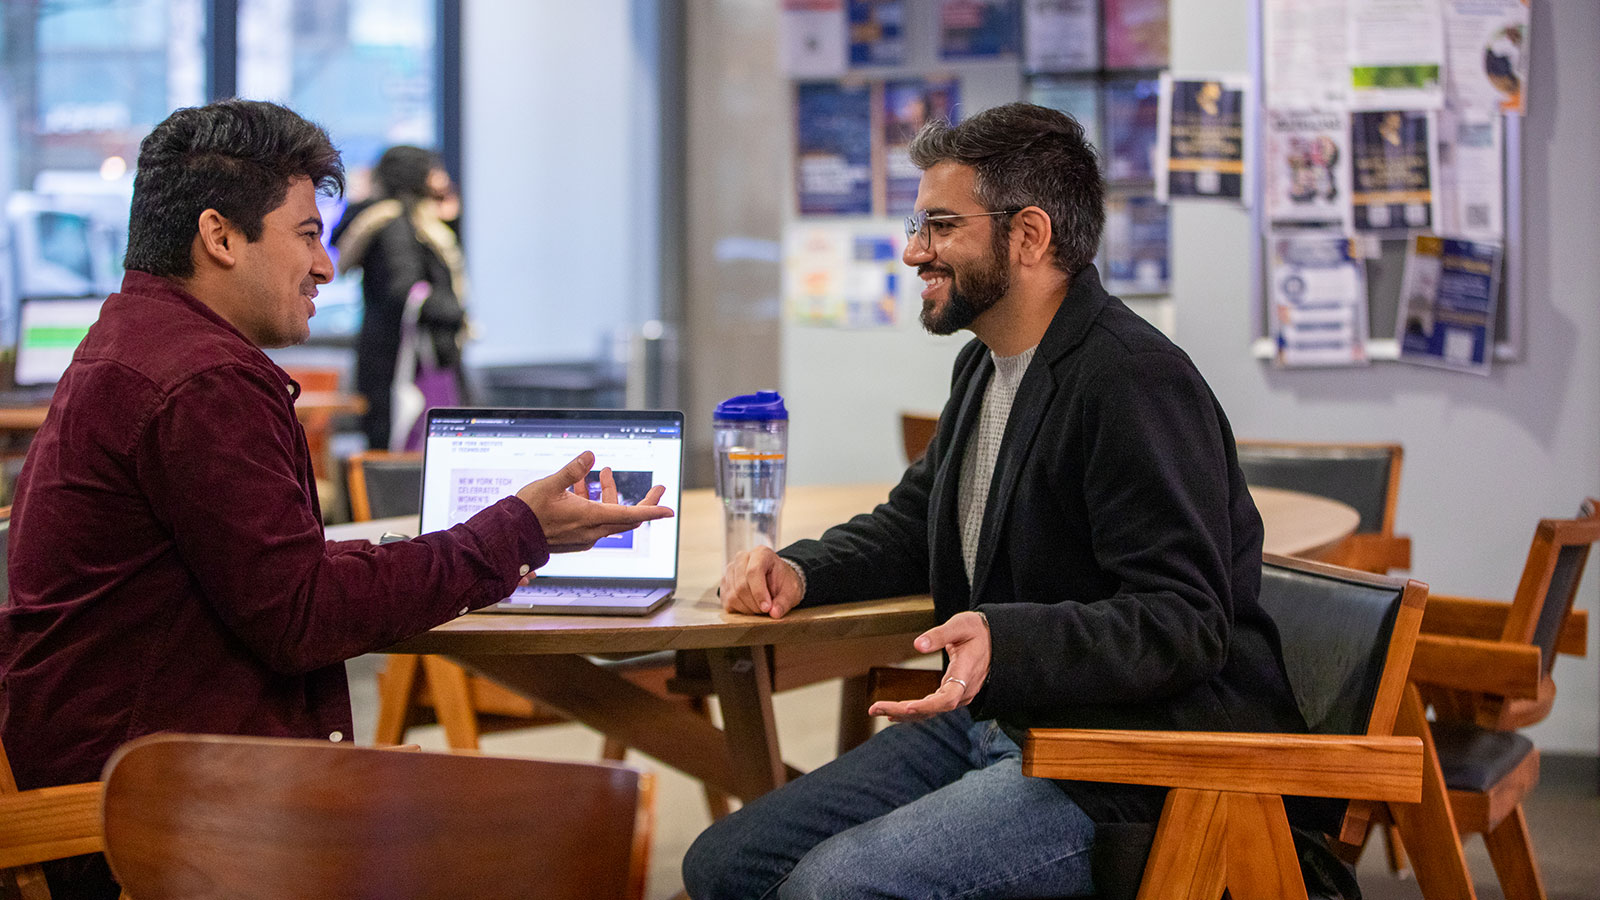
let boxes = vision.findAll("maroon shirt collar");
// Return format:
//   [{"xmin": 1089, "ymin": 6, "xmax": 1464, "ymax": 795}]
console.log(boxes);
[{"xmin": 116, "ymin": 270, "xmax": 301, "ymax": 399}]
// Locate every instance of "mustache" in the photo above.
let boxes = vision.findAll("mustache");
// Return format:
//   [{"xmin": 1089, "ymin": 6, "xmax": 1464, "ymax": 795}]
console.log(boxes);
[{"xmin": 917, "ymin": 263, "xmax": 953, "ymax": 278}]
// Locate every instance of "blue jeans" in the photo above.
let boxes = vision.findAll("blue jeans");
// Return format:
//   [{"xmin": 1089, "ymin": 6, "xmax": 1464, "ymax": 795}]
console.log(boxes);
[{"xmin": 682, "ymin": 709, "xmax": 1096, "ymax": 900}]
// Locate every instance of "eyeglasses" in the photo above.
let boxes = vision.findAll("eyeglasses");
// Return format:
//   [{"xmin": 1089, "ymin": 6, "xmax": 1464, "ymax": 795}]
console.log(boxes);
[{"xmin": 903, "ymin": 208, "xmax": 1023, "ymax": 250}]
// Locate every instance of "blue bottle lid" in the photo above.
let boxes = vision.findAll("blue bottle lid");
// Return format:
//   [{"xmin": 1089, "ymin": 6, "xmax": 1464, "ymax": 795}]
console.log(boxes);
[{"xmin": 714, "ymin": 390, "xmax": 788, "ymax": 421}]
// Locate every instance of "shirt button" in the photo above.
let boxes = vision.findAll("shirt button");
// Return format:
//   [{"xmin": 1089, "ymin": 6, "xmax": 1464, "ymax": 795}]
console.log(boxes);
[
  {"xmin": 518, "ymin": 564, "xmax": 531, "ymax": 576},
  {"xmin": 459, "ymin": 606, "xmax": 470, "ymax": 616},
  {"xmin": 329, "ymin": 731, "xmax": 343, "ymax": 742}
]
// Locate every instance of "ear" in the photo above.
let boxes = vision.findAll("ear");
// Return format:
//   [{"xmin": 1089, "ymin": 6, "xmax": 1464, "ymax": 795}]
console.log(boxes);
[
  {"xmin": 1011, "ymin": 206, "xmax": 1054, "ymax": 268},
  {"xmin": 194, "ymin": 209, "xmax": 240, "ymax": 269}
]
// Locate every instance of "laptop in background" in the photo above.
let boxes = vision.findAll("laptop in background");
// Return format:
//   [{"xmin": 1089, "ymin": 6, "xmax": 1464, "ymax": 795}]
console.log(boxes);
[
  {"xmin": 419, "ymin": 407, "xmax": 684, "ymax": 616},
  {"xmin": 4, "ymin": 297, "xmax": 104, "ymax": 404}
]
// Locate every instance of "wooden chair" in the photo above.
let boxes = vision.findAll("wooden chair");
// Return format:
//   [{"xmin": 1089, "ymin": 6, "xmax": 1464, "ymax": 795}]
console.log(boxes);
[
  {"xmin": 101, "ymin": 733, "xmax": 653, "ymax": 900},
  {"xmin": 870, "ymin": 554, "xmax": 1428, "ymax": 900},
  {"xmin": 0, "ymin": 733, "xmax": 106, "ymax": 900},
  {"xmin": 899, "ymin": 411, "xmax": 939, "ymax": 464},
  {"xmin": 1236, "ymin": 440, "xmax": 1412, "ymax": 573},
  {"xmin": 1378, "ymin": 499, "xmax": 1598, "ymax": 900},
  {"xmin": 283, "ymin": 367, "xmax": 344, "ymax": 482}
]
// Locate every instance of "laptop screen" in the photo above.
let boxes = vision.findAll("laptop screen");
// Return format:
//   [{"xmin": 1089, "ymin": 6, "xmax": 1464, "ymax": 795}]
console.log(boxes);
[
  {"xmin": 13, "ymin": 297, "xmax": 103, "ymax": 386},
  {"xmin": 419, "ymin": 408, "xmax": 683, "ymax": 583}
]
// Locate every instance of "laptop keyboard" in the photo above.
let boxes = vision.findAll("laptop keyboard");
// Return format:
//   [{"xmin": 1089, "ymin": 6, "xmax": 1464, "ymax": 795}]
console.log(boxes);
[{"xmin": 510, "ymin": 585, "xmax": 659, "ymax": 600}]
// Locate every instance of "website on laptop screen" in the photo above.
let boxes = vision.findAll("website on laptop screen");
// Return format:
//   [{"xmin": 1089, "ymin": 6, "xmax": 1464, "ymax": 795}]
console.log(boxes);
[{"xmin": 420, "ymin": 411, "xmax": 682, "ymax": 581}]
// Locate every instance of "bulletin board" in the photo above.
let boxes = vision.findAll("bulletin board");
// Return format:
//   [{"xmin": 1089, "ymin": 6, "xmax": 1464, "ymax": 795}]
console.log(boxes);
[{"xmin": 1246, "ymin": 0, "xmax": 1525, "ymax": 364}]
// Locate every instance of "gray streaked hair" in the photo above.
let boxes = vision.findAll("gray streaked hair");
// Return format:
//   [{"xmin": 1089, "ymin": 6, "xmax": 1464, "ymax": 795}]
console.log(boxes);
[{"xmin": 908, "ymin": 102, "xmax": 1104, "ymax": 275}]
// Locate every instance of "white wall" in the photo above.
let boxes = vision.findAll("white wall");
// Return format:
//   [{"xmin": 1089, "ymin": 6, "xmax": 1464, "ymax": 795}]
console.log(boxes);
[
  {"xmin": 460, "ymin": 0, "xmax": 660, "ymax": 367},
  {"xmin": 779, "ymin": 0, "xmax": 1600, "ymax": 754}
]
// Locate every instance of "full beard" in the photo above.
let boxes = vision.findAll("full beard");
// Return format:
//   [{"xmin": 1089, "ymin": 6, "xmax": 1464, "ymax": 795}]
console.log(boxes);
[{"xmin": 918, "ymin": 252, "xmax": 1011, "ymax": 336}]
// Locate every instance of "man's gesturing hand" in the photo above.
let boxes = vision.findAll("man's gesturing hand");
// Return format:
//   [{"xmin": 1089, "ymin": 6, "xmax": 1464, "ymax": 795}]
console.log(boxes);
[
  {"xmin": 720, "ymin": 546, "xmax": 803, "ymax": 619},
  {"xmin": 515, "ymin": 451, "xmax": 672, "ymax": 554},
  {"xmin": 867, "ymin": 611, "xmax": 991, "ymax": 723}
]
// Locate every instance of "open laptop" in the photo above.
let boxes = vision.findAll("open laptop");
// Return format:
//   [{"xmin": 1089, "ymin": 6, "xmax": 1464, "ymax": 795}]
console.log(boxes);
[
  {"xmin": 3, "ymin": 296, "xmax": 104, "ymax": 405},
  {"xmin": 419, "ymin": 407, "xmax": 684, "ymax": 616}
]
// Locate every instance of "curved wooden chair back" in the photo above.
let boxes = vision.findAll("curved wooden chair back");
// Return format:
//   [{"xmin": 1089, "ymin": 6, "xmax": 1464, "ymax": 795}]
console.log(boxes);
[
  {"xmin": 899, "ymin": 412, "xmax": 939, "ymax": 465},
  {"xmin": 102, "ymin": 734, "xmax": 654, "ymax": 900},
  {"xmin": 1237, "ymin": 440, "xmax": 1410, "ymax": 572}
]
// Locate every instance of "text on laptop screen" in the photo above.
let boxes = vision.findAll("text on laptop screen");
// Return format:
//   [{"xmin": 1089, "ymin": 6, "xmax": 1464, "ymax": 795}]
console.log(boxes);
[
  {"xmin": 420, "ymin": 411, "xmax": 682, "ymax": 581},
  {"xmin": 13, "ymin": 297, "xmax": 103, "ymax": 386}
]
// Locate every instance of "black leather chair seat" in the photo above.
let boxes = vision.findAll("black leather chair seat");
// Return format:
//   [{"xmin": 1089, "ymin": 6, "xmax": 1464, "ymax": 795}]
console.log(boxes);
[{"xmin": 1430, "ymin": 720, "xmax": 1534, "ymax": 793}]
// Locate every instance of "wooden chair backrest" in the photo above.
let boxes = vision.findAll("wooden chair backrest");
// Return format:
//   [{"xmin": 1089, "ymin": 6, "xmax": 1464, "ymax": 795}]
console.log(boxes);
[
  {"xmin": 102, "ymin": 734, "xmax": 654, "ymax": 900},
  {"xmin": 1505, "ymin": 498, "xmax": 1600, "ymax": 676},
  {"xmin": 900, "ymin": 412, "xmax": 939, "ymax": 464},
  {"xmin": 345, "ymin": 451, "xmax": 424, "ymax": 522},
  {"xmin": 1258, "ymin": 553, "xmax": 1427, "ymax": 842},
  {"xmin": 1237, "ymin": 441, "xmax": 1403, "ymax": 537}
]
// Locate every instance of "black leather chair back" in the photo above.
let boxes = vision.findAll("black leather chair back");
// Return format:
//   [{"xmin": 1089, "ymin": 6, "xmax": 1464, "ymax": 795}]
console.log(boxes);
[
  {"xmin": 1259, "ymin": 557, "xmax": 1405, "ymax": 737},
  {"xmin": 1238, "ymin": 444, "xmax": 1394, "ymax": 535},
  {"xmin": 359, "ymin": 458, "xmax": 424, "ymax": 520}
]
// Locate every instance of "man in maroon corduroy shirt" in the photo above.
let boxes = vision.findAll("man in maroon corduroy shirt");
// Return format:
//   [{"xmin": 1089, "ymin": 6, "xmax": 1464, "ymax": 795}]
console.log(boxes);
[{"xmin": 0, "ymin": 99, "xmax": 671, "ymax": 899}]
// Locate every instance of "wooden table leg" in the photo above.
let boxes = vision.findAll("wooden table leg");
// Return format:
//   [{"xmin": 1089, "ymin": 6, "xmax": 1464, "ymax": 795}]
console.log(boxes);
[
  {"xmin": 451, "ymin": 653, "xmax": 748, "ymax": 799},
  {"xmin": 836, "ymin": 672, "xmax": 874, "ymax": 756},
  {"xmin": 706, "ymin": 645, "xmax": 788, "ymax": 800}
]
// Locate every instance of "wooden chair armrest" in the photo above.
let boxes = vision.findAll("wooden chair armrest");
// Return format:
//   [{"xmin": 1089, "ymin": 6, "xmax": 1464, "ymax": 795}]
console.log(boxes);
[
  {"xmin": 867, "ymin": 667, "xmax": 942, "ymax": 704},
  {"xmin": 0, "ymin": 781, "xmax": 104, "ymax": 869},
  {"xmin": 1408, "ymin": 634, "xmax": 1542, "ymax": 698},
  {"xmin": 1420, "ymin": 594, "xmax": 1511, "ymax": 639},
  {"xmin": 1421, "ymin": 596, "xmax": 1586, "ymax": 656},
  {"xmin": 1021, "ymin": 729, "xmax": 1422, "ymax": 803}
]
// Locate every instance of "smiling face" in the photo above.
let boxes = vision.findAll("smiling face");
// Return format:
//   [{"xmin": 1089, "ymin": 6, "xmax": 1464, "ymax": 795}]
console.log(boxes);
[
  {"xmin": 903, "ymin": 162, "xmax": 1014, "ymax": 337},
  {"xmin": 226, "ymin": 176, "xmax": 333, "ymax": 348}
]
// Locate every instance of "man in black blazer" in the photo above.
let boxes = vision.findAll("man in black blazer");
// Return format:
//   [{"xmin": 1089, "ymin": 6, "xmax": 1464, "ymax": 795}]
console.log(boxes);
[{"xmin": 683, "ymin": 103, "xmax": 1305, "ymax": 900}]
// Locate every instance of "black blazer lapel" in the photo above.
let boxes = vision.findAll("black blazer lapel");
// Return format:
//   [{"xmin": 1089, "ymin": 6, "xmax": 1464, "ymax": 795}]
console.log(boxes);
[{"xmin": 968, "ymin": 361, "xmax": 1057, "ymax": 600}]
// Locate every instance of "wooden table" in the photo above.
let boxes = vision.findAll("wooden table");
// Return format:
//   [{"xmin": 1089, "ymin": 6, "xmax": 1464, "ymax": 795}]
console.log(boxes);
[{"xmin": 336, "ymin": 483, "xmax": 1358, "ymax": 801}]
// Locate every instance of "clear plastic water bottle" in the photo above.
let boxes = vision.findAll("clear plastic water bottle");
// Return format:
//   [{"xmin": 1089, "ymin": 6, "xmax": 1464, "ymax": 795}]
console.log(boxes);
[{"xmin": 713, "ymin": 391, "xmax": 788, "ymax": 562}]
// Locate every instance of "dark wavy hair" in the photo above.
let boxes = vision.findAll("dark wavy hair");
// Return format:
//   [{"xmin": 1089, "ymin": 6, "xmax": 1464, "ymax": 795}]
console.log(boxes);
[
  {"xmin": 908, "ymin": 102, "xmax": 1104, "ymax": 275},
  {"xmin": 372, "ymin": 145, "xmax": 442, "ymax": 207},
  {"xmin": 123, "ymin": 99, "xmax": 345, "ymax": 277}
]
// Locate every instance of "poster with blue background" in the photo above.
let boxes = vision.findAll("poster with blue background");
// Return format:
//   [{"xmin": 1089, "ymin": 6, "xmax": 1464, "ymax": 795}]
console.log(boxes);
[
  {"xmin": 1396, "ymin": 235, "xmax": 1501, "ymax": 375},
  {"xmin": 796, "ymin": 81, "xmax": 874, "ymax": 215}
]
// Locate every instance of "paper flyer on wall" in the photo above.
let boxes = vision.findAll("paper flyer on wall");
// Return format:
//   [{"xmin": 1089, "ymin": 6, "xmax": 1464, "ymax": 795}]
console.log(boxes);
[
  {"xmin": 782, "ymin": 0, "xmax": 848, "ymax": 78},
  {"xmin": 1263, "ymin": 109, "xmax": 1351, "ymax": 232},
  {"xmin": 1101, "ymin": 192, "xmax": 1170, "ymax": 296},
  {"xmin": 1436, "ymin": 108, "xmax": 1503, "ymax": 241},
  {"xmin": 1103, "ymin": 0, "xmax": 1169, "ymax": 68},
  {"xmin": 1028, "ymin": 76, "xmax": 1100, "ymax": 151},
  {"xmin": 1103, "ymin": 77, "xmax": 1160, "ymax": 184},
  {"xmin": 795, "ymin": 81, "xmax": 873, "ymax": 216},
  {"xmin": 849, "ymin": 0, "xmax": 906, "ymax": 68},
  {"xmin": 783, "ymin": 225, "xmax": 903, "ymax": 328},
  {"xmin": 1263, "ymin": 0, "xmax": 1349, "ymax": 110},
  {"xmin": 1349, "ymin": 109, "xmax": 1439, "ymax": 234},
  {"xmin": 1396, "ymin": 234, "xmax": 1501, "ymax": 374},
  {"xmin": 1347, "ymin": 0, "xmax": 1445, "ymax": 110},
  {"xmin": 1156, "ymin": 74, "xmax": 1248, "ymax": 204},
  {"xmin": 883, "ymin": 78, "xmax": 961, "ymax": 216},
  {"xmin": 1443, "ymin": 0, "xmax": 1528, "ymax": 116},
  {"xmin": 939, "ymin": 0, "xmax": 1021, "ymax": 60},
  {"xmin": 1268, "ymin": 235, "xmax": 1369, "ymax": 367},
  {"xmin": 1023, "ymin": 0, "xmax": 1098, "ymax": 74}
]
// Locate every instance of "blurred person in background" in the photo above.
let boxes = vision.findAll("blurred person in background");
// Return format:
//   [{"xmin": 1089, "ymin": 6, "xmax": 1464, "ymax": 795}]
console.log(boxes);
[{"xmin": 332, "ymin": 145, "xmax": 469, "ymax": 450}]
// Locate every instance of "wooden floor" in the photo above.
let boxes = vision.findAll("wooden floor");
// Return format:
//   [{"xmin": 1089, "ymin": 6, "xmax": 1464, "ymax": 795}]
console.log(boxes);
[{"xmin": 346, "ymin": 655, "xmax": 1600, "ymax": 900}]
